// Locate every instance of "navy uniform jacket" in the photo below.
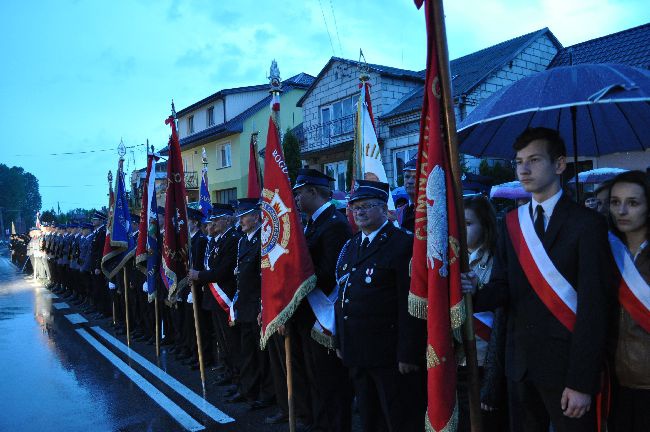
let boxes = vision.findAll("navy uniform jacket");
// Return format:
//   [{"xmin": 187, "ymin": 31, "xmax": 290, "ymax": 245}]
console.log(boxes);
[
  {"xmin": 90, "ymin": 226, "xmax": 106, "ymax": 272},
  {"xmin": 235, "ymin": 228, "xmax": 261, "ymax": 323},
  {"xmin": 294, "ymin": 203, "xmax": 351, "ymax": 327},
  {"xmin": 79, "ymin": 233, "xmax": 94, "ymax": 273},
  {"xmin": 182, "ymin": 230, "xmax": 207, "ymax": 302},
  {"xmin": 335, "ymin": 222, "xmax": 424, "ymax": 368},
  {"xmin": 475, "ymin": 194, "xmax": 612, "ymax": 394},
  {"xmin": 196, "ymin": 226, "xmax": 241, "ymax": 312}
]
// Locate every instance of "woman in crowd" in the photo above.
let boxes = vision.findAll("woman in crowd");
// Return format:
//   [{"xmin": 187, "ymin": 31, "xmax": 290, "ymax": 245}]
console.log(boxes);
[
  {"xmin": 458, "ymin": 195, "xmax": 507, "ymax": 432},
  {"xmin": 607, "ymin": 170, "xmax": 650, "ymax": 431}
]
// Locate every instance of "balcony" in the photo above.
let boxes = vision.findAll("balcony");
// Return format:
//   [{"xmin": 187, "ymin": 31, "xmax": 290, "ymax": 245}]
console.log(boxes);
[
  {"xmin": 299, "ymin": 114, "xmax": 355, "ymax": 155},
  {"xmin": 184, "ymin": 171, "xmax": 199, "ymax": 190}
]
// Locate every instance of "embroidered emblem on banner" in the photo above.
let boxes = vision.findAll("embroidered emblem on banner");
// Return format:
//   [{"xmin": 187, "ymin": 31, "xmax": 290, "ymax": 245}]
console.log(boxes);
[
  {"xmin": 426, "ymin": 165, "xmax": 449, "ymax": 277},
  {"xmin": 261, "ymin": 188, "xmax": 291, "ymax": 270}
]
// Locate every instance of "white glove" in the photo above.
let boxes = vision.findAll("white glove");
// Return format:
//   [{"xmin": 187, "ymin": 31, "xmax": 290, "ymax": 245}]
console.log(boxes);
[
  {"xmin": 142, "ymin": 282, "xmax": 148, "ymax": 293},
  {"xmin": 187, "ymin": 292, "xmax": 193, "ymax": 304},
  {"xmin": 108, "ymin": 282, "xmax": 116, "ymax": 290}
]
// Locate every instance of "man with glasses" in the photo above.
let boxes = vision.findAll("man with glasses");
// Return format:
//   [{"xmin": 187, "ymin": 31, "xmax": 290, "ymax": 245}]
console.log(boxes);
[{"xmin": 335, "ymin": 179, "xmax": 425, "ymax": 432}]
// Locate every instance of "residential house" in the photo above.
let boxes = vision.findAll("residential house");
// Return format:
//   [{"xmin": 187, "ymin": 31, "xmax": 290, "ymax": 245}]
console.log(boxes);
[
  {"xmin": 380, "ymin": 28, "xmax": 562, "ymax": 185},
  {"xmin": 548, "ymin": 22, "xmax": 650, "ymax": 173},
  {"xmin": 171, "ymin": 73, "xmax": 314, "ymax": 203},
  {"xmin": 296, "ymin": 58, "xmax": 425, "ymax": 190}
]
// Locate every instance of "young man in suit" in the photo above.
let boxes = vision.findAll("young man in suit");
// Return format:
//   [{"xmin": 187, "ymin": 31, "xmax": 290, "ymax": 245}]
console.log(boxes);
[
  {"xmin": 462, "ymin": 127, "xmax": 612, "ymax": 432},
  {"xmin": 335, "ymin": 179, "xmax": 425, "ymax": 432}
]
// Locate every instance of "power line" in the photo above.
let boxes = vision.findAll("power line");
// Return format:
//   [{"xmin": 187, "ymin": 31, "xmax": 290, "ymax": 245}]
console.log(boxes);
[
  {"xmin": 329, "ymin": 0, "xmax": 344, "ymax": 56},
  {"xmin": 10, "ymin": 143, "xmax": 146, "ymax": 157},
  {"xmin": 318, "ymin": 0, "xmax": 336, "ymax": 56}
]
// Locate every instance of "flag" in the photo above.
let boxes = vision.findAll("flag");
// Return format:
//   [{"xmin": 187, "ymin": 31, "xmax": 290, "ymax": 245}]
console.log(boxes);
[
  {"xmin": 260, "ymin": 91, "xmax": 316, "ymax": 348},
  {"xmin": 101, "ymin": 159, "xmax": 135, "ymax": 279},
  {"xmin": 35, "ymin": 212, "xmax": 41, "ymax": 230},
  {"xmin": 247, "ymin": 133, "xmax": 262, "ymax": 198},
  {"xmin": 145, "ymin": 161, "xmax": 161, "ymax": 300},
  {"xmin": 199, "ymin": 164, "xmax": 212, "ymax": 217},
  {"xmin": 410, "ymin": 0, "xmax": 465, "ymax": 430},
  {"xmin": 136, "ymin": 152, "xmax": 156, "ymax": 270},
  {"xmin": 353, "ymin": 79, "xmax": 396, "ymax": 210},
  {"xmin": 162, "ymin": 113, "xmax": 190, "ymax": 302}
]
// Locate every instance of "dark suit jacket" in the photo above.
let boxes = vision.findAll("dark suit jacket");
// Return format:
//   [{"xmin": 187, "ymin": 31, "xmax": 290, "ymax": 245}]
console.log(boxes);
[
  {"xmin": 335, "ymin": 222, "xmax": 424, "ymax": 368},
  {"xmin": 197, "ymin": 227, "xmax": 241, "ymax": 312},
  {"xmin": 294, "ymin": 203, "xmax": 352, "ymax": 327},
  {"xmin": 181, "ymin": 231, "xmax": 207, "ymax": 301},
  {"xmin": 475, "ymin": 194, "xmax": 612, "ymax": 394},
  {"xmin": 90, "ymin": 226, "xmax": 106, "ymax": 272},
  {"xmin": 235, "ymin": 228, "xmax": 261, "ymax": 323}
]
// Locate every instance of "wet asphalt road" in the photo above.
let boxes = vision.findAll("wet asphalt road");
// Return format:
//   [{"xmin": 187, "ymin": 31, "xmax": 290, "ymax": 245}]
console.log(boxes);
[{"xmin": 0, "ymin": 250, "xmax": 291, "ymax": 432}]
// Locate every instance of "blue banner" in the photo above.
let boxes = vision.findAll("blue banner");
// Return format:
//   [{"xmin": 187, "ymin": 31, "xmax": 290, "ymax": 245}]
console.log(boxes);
[
  {"xmin": 146, "ymin": 178, "xmax": 160, "ymax": 295},
  {"xmin": 199, "ymin": 169, "xmax": 211, "ymax": 218}
]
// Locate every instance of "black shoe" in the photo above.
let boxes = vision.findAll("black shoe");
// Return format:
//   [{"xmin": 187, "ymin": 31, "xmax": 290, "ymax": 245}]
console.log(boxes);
[
  {"xmin": 249, "ymin": 398, "xmax": 274, "ymax": 410},
  {"xmin": 213, "ymin": 374, "xmax": 232, "ymax": 386},
  {"xmin": 264, "ymin": 411, "xmax": 288, "ymax": 425},
  {"xmin": 168, "ymin": 345, "xmax": 178, "ymax": 354},
  {"xmin": 225, "ymin": 392, "xmax": 246, "ymax": 403},
  {"xmin": 176, "ymin": 351, "xmax": 192, "ymax": 361},
  {"xmin": 223, "ymin": 385, "xmax": 238, "ymax": 397},
  {"xmin": 115, "ymin": 327, "xmax": 126, "ymax": 336}
]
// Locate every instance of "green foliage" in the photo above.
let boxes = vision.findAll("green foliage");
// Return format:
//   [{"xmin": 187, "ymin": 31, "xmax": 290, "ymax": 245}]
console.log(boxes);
[
  {"xmin": 478, "ymin": 159, "xmax": 515, "ymax": 184},
  {"xmin": 0, "ymin": 164, "xmax": 42, "ymax": 232},
  {"xmin": 281, "ymin": 128, "xmax": 301, "ymax": 185}
]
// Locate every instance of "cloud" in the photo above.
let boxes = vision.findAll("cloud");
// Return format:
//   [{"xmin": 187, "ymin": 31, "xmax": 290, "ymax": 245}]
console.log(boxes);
[{"xmin": 175, "ymin": 47, "xmax": 214, "ymax": 68}]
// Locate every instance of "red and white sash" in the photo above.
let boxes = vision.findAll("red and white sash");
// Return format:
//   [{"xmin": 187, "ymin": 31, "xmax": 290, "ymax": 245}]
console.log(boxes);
[
  {"xmin": 609, "ymin": 233, "xmax": 650, "ymax": 333},
  {"xmin": 506, "ymin": 206, "xmax": 577, "ymax": 331},
  {"xmin": 473, "ymin": 312, "xmax": 494, "ymax": 341},
  {"xmin": 208, "ymin": 282, "xmax": 236, "ymax": 324}
]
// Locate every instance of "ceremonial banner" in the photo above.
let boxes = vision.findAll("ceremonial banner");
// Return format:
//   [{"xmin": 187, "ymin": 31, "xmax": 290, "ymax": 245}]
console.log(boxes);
[
  {"xmin": 247, "ymin": 133, "xmax": 262, "ymax": 198},
  {"xmin": 410, "ymin": 0, "xmax": 465, "ymax": 429},
  {"xmin": 101, "ymin": 159, "xmax": 135, "ymax": 279},
  {"xmin": 199, "ymin": 162, "xmax": 212, "ymax": 218},
  {"xmin": 260, "ymin": 92, "xmax": 316, "ymax": 348},
  {"xmin": 136, "ymin": 153, "xmax": 155, "ymax": 270},
  {"xmin": 162, "ymin": 114, "xmax": 190, "ymax": 302},
  {"xmin": 145, "ymin": 164, "xmax": 161, "ymax": 299}
]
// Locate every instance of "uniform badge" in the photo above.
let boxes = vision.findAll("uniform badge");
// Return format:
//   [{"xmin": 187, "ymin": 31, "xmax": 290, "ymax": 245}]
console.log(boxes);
[
  {"xmin": 365, "ymin": 268, "xmax": 374, "ymax": 284},
  {"xmin": 260, "ymin": 189, "xmax": 291, "ymax": 271},
  {"xmin": 342, "ymin": 263, "xmax": 347, "ymax": 271}
]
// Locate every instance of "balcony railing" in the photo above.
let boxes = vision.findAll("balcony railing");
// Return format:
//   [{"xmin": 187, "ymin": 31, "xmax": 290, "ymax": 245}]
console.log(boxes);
[
  {"xmin": 299, "ymin": 114, "xmax": 386, "ymax": 155},
  {"xmin": 185, "ymin": 171, "xmax": 198, "ymax": 190}
]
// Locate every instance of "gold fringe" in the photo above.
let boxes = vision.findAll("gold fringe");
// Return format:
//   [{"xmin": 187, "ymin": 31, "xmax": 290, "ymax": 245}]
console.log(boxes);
[
  {"xmin": 450, "ymin": 299, "xmax": 466, "ymax": 342},
  {"xmin": 408, "ymin": 292, "xmax": 428, "ymax": 319},
  {"xmin": 310, "ymin": 327, "xmax": 335, "ymax": 349},
  {"xmin": 259, "ymin": 274, "xmax": 317, "ymax": 349},
  {"xmin": 100, "ymin": 247, "xmax": 135, "ymax": 280},
  {"xmin": 426, "ymin": 344, "xmax": 441, "ymax": 369},
  {"xmin": 424, "ymin": 398, "xmax": 459, "ymax": 432}
]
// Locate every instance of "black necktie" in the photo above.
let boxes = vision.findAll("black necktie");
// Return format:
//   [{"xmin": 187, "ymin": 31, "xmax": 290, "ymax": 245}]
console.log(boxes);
[
  {"xmin": 534, "ymin": 205, "xmax": 545, "ymax": 240},
  {"xmin": 360, "ymin": 237, "xmax": 369, "ymax": 257}
]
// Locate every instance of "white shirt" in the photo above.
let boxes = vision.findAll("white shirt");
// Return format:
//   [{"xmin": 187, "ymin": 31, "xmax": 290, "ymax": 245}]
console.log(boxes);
[
  {"xmin": 530, "ymin": 189, "xmax": 563, "ymax": 230},
  {"xmin": 361, "ymin": 220, "xmax": 389, "ymax": 246},
  {"xmin": 247, "ymin": 225, "xmax": 261, "ymax": 241},
  {"xmin": 310, "ymin": 202, "xmax": 332, "ymax": 224}
]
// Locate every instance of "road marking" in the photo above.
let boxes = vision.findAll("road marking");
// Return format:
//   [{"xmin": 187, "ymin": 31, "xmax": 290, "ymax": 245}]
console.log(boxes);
[
  {"xmin": 44, "ymin": 293, "xmax": 59, "ymax": 299},
  {"xmin": 64, "ymin": 313, "xmax": 88, "ymax": 324},
  {"xmin": 91, "ymin": 326, "xmax": 234, "ymax": 424},
  {"xmin": 53, "ymin": 302, "xmax": 70, "ymax": 310},
  {"xmin": 76, "ymin": 329, "xmax": 205, "ymax": 432}
]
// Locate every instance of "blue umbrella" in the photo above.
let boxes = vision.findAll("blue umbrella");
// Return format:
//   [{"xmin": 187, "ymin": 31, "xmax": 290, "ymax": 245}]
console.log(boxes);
[{"xmin": 458, "ymin": 64, "xmax": 650, "ymax": 159}]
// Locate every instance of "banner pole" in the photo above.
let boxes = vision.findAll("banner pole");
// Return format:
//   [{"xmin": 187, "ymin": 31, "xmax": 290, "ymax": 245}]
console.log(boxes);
[
  {"xmin": 284, "ymin": 331, "xmax": 296, "ymax": 432},
  {"xmin": 154, "ymin": 295, "xmax": 160, "ymax": 357},
  {"xmin": 190, "ymin": 282, "xmax": 207, "ymax": 394},
  {"xmin": 430, "ymin": 0, "xmax": 482, "ymax": 431},
  {"xmin": 123, "ymin": 270, "xmax": 131, "ymax": 347}
]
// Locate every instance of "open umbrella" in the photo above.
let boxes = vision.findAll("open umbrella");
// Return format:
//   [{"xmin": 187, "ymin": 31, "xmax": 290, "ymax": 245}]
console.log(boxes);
[
  {"xmin": 568, "ymin": 167, "xmax": 628, "ymax": 184},
  {"xmin": 489, "ymin": 180, "xmax": 531, "ymax": 200},
  {"xmin": 458, "ymin": 64, "xmax": 650, "ymax": 161}
]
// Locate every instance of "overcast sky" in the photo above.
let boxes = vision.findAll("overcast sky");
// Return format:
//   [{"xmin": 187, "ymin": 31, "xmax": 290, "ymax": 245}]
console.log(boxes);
[{"xmin": 2, "ymin": 0, "xmax": 648, "ymax": 212}]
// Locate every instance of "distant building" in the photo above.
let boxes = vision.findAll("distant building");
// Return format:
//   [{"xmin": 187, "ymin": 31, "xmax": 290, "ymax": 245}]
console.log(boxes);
[
  {"xmin": 296, "ymin": 28, "xmax": 562, "ymax": 189},
  {"xmin": 171, "ymin": 73, "xmax": 314, "ymax": 203}
]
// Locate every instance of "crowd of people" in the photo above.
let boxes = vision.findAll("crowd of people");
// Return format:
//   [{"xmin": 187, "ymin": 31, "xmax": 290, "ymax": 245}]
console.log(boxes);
[{"xmin": 9, "ymin": 126, "xmax": 649, "ymax": 432}]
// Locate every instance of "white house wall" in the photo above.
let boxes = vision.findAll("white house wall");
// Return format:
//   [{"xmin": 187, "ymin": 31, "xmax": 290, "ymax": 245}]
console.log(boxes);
[{"xmin": 225, "ymin": 90, "xmax": 267, "ymax": 121}]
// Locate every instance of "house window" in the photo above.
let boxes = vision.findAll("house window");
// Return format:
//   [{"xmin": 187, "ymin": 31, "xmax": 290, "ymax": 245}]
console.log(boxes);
[
  {"xmin": 320, "ymin": 95, "xmax": 355, "ymax": 143},
  {"xmin": 207, "ymin": 106, "xmax": 214, "ymax": 127},
  {"xmin": 324, "ymin": 160, "xmax": 347, "ymax": 192},
  {"xmin": 188, "ymin": 115, "xmax": 194, "ymax": 134},
  {"xmin": 214, "ymin": 187, "xmax": 237, "ymax": 204},
  {"xmin": 393, "ymin": 147, "xmax": 418, "ymax": 186},
  {"xmin": 218, "ymin": 143, "xmax": 231, "ymax": 168}
]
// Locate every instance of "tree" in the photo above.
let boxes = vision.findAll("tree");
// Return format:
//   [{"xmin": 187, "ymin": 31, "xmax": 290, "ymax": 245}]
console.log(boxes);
[
  {"xmin": 0, "ymin": 164, "xmax": 42, "ymax": 232},
  {"xmin": 478, "ymin": 159, "xmax": 515, "ymax": 184},
  {"xmin": 282, "ymin": 128, "xmax": 301, "ymax": 185}
]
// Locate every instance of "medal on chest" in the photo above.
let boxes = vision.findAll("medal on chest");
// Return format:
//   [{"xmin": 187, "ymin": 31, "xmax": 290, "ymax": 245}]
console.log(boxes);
[{"xmin": 365, "ymin": 268, "xmax": 374, "ymax": 284}]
